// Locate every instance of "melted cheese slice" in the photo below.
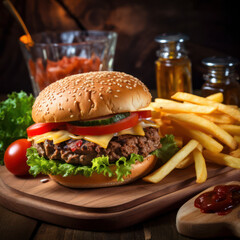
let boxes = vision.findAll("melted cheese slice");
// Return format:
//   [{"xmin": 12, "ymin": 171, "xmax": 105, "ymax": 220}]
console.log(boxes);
[{"xmin": 29, "ymin": 120, "xmax": 158, "ymax": 148}]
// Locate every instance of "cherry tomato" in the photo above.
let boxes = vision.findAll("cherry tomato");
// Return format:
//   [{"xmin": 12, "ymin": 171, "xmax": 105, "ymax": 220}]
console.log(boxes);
[
  {"xmin": 66, "ymin": 113, "xmax": 139, "ymax": 136},
  {"xmin": 4, "ymin": 139, "xmax": 32, "ymax": 176},
  {"xmin": 27, "ymin": 122, "xmax": 66, "ymax": 137}
]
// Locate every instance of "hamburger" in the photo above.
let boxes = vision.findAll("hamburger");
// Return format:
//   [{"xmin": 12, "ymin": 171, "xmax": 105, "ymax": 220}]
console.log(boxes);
[{"xmin": 26, "ymin": 71, "xmax": 162, "ymax": 188}]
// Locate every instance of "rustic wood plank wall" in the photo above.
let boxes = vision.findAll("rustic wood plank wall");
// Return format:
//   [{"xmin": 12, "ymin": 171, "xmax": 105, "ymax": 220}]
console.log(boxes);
[{"xmin": 0, "ymin": 0, "xmax": 240, "ymax": 95}]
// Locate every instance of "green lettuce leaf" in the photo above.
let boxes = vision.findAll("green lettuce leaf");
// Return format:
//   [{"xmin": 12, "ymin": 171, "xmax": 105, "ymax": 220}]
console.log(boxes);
[
  {"xmin": 152, "ymin": 134, "xmax": 178, "ymax": 165},
  {"xmin": 26, "ymin": 147, "xmax": 144, "ymax": 182},
  {"xmin": 0, "ymin": 91, "xmax": 35, "ymax": 164}
]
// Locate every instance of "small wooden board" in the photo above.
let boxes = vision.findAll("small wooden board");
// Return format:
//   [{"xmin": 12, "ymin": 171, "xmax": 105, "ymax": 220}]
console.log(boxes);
[
  {"xmin": 0, "ymin": 165, "xmax": 239, "ymax": 231},
  {"xmin": 176, "ymin": 181, "xmax": 240, "ymax": 238}
]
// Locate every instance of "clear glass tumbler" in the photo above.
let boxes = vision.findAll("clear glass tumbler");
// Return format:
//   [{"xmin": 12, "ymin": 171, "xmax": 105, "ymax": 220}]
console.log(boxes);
[{"xmin": 19, "ymin": 30, "xmax": 118, "ymax": 96}]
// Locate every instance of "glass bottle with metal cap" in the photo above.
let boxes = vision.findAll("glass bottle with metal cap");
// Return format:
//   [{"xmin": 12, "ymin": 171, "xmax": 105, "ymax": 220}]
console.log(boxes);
[
  {"xmin": 201, "ymin": 56, "xmax": 240, "ymax": 106},
  {"xmin": 155, "ymin": 33, "xmax": 192, "ymax": 99}
]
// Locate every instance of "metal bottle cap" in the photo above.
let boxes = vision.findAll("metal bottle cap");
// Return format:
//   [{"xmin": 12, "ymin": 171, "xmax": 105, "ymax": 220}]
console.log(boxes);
[
  {"xmin": 202, "ymin": 56, "xmax": 239, "ymax": 82},
  {"xmin": 202, "ymin": 56, "xmax": 239, "ymax": 67},
  {"xmin": 155, "ymin": 33, "xmax": 189, "ymax": 43}
]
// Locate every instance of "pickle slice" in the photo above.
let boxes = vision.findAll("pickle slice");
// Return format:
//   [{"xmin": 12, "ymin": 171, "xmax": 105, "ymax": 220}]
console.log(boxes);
[{"xmin": 70, "ymin": 113, "xmax": 130, "ymax": 126}]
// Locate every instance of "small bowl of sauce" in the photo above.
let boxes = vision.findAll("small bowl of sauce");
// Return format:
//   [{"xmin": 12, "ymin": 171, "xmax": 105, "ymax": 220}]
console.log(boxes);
[{"xmin": 194, "ymin": 184, "xmax": 240, "ymax": 215}]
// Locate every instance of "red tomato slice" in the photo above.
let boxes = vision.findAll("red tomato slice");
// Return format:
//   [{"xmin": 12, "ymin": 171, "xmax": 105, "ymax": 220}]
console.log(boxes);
[
  {"xmin": 135, "ymin": 110, "xmax": 152, "ymax": 119},
  {"xmin": 66, "ymin": 113, "xmax": 139, "ymax": 136},
  {"xmin": 27, "ymin": 122, "xmax": 66, "ymax": 137}
]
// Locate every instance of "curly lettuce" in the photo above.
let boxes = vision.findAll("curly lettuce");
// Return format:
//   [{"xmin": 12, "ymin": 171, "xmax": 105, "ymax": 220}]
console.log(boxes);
[
  {"xmin": 151, "ymin": 134, "xmax": 179, "ymax": 165},
  {"xmin": 0, "ymin": 91, "xmax": 35, "ymax": 164},
  {"xmin": 26, "ymin": 134, "xmax": 178, "ymax": 182},
  {"xmin": 26, "ymin": 147, "xmax": 144, "ymax": 182}
]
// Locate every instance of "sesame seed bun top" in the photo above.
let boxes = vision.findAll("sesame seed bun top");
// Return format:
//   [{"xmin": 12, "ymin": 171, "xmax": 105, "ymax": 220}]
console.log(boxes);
[{"xmin": 32, "ymin": 71, "xmax": 152, "ymax": 123}]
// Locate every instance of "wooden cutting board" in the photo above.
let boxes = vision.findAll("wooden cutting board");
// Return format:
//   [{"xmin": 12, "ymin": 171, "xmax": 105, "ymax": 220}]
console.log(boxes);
[
  {"xmin": 0, "ymin": 164, "xmax": 239, "ymax": 231},
  {"xmin": 176, "ymin": 181, "xmax": 240, "ymax": 238}
]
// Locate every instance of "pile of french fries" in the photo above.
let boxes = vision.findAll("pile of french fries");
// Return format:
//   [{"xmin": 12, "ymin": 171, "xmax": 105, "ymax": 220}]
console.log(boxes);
[{"xmin": 143, "ymin": 92, "xmax": 240, "ymax": 184}]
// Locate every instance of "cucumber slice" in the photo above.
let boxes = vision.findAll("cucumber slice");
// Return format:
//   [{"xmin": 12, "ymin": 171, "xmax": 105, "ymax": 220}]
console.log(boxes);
[{"xmin": 71, "ymin": 112, "xmax": 130, "ymax": 126}]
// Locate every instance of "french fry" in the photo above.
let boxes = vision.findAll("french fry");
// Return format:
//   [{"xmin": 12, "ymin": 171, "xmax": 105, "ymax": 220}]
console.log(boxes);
[
  {"xmin": 200, "ymin": 113, "xmax": 236, "ymax": 124},
  {"xmin": 227, "ymin": 105, "xmax": 239, "ymax": 109},
  {"xmin": 171, "ymin": 92, "xmax": 240, "ymax": 122},
  {"xmin": 218, "ymin": 124, "xmax": 240, "ymax": 136},
  {"xmin": 176, "ymin": 154, "xmax": 193, "ymax": 169},
  {"xmin": 203, "ymin": 150, "xmax": 240, "ymax": 168},
  {"xmin": 143, "ymin": 140, "xmax": 199, "ymax": 183},
  {"xmin": 193, "ymin": 149, "xmax": 207, "ymax": 183},
  {"xmin": 196, "ymin": 144, "xmax": 203, "ymax": 152},
  {"xmin": 152, "ymin": 99, "xmax": 217, "ymax": 114},
  {"xmin": 166, "ymin": 113, "xmax": 237, "ymax": 150},
  {"xmin": 206, "ymin": 92, "xmax": 223, "ymax": 102},
  {"xmin": 217, "ymin": 103, "xmax": 240, "ymax": 122},
  {"xmin": 171, "ymin": 92, "xmax": 218, "ymax": 107},
  {"xmin": 234, "ymin": 135, "xmax": 240, "ymax": 145},
  {"xmin": 171, "ymin": 121, "xmax": 223, "ymax": 153},
  {"xmin": 230, "ymin": 148, "xmax": 240, "ymax": 158}
]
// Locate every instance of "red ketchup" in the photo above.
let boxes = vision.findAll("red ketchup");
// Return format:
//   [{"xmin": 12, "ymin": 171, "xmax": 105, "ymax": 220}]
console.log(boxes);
[{"xmin": 194, "ymin": 185, "xmax": 240, "ymax": 215}]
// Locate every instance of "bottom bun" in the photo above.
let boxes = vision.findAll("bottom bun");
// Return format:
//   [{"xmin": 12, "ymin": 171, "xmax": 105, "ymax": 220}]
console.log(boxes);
[{"xmin": 49, "ymin": 155, "xmax": 157, "ymax": 188}]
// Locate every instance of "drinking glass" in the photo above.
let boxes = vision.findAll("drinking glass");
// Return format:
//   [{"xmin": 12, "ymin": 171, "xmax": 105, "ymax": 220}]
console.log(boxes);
[{"xmin": 19, "ymin": 30, "xmax": 118, "ymax": 96}]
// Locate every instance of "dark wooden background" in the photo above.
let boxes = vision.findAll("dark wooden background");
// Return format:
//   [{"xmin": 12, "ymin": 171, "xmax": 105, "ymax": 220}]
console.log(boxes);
[{"xmin": 1, "ymin": 0, "xmax": 240, "ymax": 95}]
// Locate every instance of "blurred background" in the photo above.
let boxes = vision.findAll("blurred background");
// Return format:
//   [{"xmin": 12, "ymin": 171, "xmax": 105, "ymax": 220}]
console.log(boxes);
[{"xmin": 1, "ymin": 0, "xmax": 240, "ymax": 95}]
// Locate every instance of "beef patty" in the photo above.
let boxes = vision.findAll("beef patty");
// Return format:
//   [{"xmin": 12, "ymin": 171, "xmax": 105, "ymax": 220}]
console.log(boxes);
[{"xmin": 33, "ymin": 127, "xmax": 161, "ymax": 166}]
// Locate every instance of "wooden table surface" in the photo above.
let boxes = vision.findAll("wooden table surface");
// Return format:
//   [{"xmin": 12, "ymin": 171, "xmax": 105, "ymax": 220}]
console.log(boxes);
[
  {"xmin": 0, "ymin": 203, "xmax": 190, "ymax": 240},
  {"xmin": 1, "ymin": 198, "xmax": 239, "ymax": 240}
]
